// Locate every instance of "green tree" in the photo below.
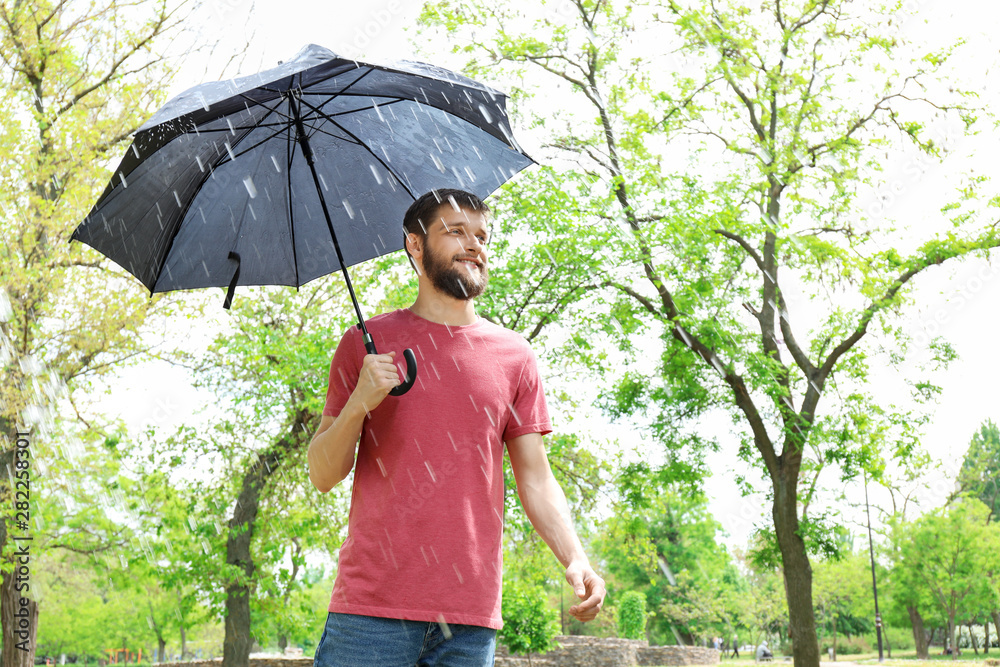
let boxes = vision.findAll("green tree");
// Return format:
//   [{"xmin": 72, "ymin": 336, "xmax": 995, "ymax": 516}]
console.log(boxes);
[
  {"xmin": 596, "ymin": 463, "xmax": 739, "ymax": 645},
  {"xmin": 739, "ymin": 552, "xmax": 789, "ymax": 649},
  {"xmin": 617, "ymin": 590, "xmax": 648, "ymax": 640},
  {"xmin": 812, "ymin": 552, "xmax": 876, "ymax": 658},
  {"xmin": 499, "ymin": 581, "xmax": 560, "ymax": 664},
  {"xmin": 944, "ymin": 421, "xmax": 1000, "ymax": 652},
  {"xmin": 418, "ymin": 2, "xmax": 997, "ymax": 665},
  {"xmin": 149, "ymin": 281, "xmax": 366, "ymax": 667},
  {"xmin": 501, "ymin": 431, "xmax": 607, "ymax": 601},
  {"xmin": 0, "ymin": 1, "xmax": 199, "ymax": 662},
  {"xmin": 957, "ymin": 420, "xmax": 1000, "ymax": 522},
  {"xmin": 893, "ymin": 499, "xmax": 998, "ymax": 654}
]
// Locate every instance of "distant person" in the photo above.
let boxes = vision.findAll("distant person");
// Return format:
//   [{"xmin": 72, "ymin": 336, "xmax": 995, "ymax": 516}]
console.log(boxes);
[
  {"xmin": 732, "ymin": 634, "xmax": 740, "ymax": 659},
  {"xmin": 757, "ymin": 641, "xmax": 773, "ymax": 661}
]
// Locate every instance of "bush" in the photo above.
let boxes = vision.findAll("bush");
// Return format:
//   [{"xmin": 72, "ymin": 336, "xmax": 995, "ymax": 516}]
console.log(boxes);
[
  {"xmin": 499, "ymin": 582, "xmax": 559, "ymax": 657},
  {"xmin": 836, "ymin": 636, "xmax": 872, "ymax": 655},
  {"xmin": 883, "ymin": 625, "xmax": 915, "ymax": 651},
  {"xmin": 616, "ymin": 591, "xmax": 647, "ymax": 640}
]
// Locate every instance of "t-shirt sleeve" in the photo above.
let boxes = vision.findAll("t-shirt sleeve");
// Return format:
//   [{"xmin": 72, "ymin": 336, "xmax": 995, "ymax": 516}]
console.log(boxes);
[
  {"xmin": 323, "ymin": 326, "xmax": 361, "ymax": 418},
  {"xmin": 502, "ymin": 346, "xmax": 552, "ymax": 441}
]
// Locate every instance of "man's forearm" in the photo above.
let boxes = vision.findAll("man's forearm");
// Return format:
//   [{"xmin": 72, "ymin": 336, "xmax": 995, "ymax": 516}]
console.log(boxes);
[
  {"xmin": 307, "ymin": 400, "xmax": 368, "ymax": 492},
  {"xmin": 517, "ymin": 475, "xmax": 589, "ymax": 568}
]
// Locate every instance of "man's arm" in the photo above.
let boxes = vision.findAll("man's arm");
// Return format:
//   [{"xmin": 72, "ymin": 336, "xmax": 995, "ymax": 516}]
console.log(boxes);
[
  {"xmin": 308, "ymin": 351, "xmax": 399, "ymax": 492},
  {"xmin": 506, "ymin": 432, "xmax": 606, "ymax": 622}
]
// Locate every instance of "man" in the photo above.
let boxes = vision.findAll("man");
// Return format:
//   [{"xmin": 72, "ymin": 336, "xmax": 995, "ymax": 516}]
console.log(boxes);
[
  {"xmin": 756, "ymin": 641, "xmax": 773, "ymax": 661},
  {"xmin": 307, "ymin": 189, "xmax": 606, "ymax": 667}
]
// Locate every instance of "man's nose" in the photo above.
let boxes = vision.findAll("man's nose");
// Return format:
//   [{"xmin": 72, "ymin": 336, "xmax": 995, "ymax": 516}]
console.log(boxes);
[{"xmin": 464, "ymin": 233, "xmax": 484, "ymax": 254}]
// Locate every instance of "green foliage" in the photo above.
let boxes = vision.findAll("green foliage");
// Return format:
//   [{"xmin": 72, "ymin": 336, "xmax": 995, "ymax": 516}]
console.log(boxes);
[
  {"xmin": 0, "ymin": 1, "xmax": 197, "ymax": 658},
  {"xmin": 499, "ymin": 582, "xmax": 560, "ymax": 656},
  {"xmin": 812, "ymin": 551, "xmax": 879, "ymax": 649},
  {"xmin": 889, "ymin": 499, "xmax": 1000, "ymax": 650},
  {"xmin": 417, "ymin": 1, "xmax": 998, "ymax": 659},
  {"xmin": 502, "ymin": 432, "xmax": 608, "ymax": 590},
  {"xmin": 617, "ymin": 591, "xmax": 648, "ymax": 640},
  {"xmin": 958, "ymin": 419, "xmax": 1000, "ymax": 521},
  {"xmin": 595, "ymin": 461, "xmax": 742, "ymax": 645}
]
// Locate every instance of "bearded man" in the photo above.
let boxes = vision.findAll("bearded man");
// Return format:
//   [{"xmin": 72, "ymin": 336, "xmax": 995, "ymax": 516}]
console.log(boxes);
[{"xmin": 308, "ymin": 188, "xmax": 605, "ymax": 667}]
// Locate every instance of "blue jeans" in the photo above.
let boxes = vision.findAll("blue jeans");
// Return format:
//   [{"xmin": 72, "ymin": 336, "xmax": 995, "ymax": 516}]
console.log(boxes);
[{"xmin": 313, "ymin": 612, "xmax": 497, "ymax": 667}]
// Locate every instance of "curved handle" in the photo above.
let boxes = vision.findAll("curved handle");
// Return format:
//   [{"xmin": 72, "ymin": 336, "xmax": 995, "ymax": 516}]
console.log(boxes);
[
  {"xmin": 363, "ymin": 337, "xmax": 417, "ymax": 397},
  {"xmin": 388, "ymin": 348, "xmax": 418, "ymax": 396}
]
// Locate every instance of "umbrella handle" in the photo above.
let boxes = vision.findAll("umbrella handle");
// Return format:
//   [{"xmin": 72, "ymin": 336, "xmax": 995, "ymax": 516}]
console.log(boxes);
[
  {"xmin": 388, "ymin": 348, "xmax": 418, "ymax": 396},
  {"xmin": 363, "ymin": 340, "xmax": 417, "ymax": 396}
]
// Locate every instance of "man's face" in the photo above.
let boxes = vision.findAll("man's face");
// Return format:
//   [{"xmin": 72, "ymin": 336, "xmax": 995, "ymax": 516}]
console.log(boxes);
[{"xmin": 418, "ymin": 205, "xmax": 490, "ymax": 301}]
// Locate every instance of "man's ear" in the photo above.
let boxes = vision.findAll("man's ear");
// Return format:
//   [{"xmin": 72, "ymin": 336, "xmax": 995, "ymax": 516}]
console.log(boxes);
[
  {"xmin": 405, "ymin": 233, "xmax": 422, "ymax": 256},
  {"xmin": 405, "ymin": 233, "xmax": 423, "ymax": 275}
]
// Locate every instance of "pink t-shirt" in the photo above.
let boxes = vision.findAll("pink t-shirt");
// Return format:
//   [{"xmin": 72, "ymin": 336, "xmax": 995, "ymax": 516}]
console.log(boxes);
[{"xmin": 322, "ymin": 308, "xmax": 552, "ymax": 629}]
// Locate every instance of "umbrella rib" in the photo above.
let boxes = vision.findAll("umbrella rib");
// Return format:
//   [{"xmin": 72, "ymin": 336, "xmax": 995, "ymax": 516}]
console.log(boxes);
[
  {"xmin": 285, "ymin": 123, "xmax": 301, "ymax": 288},
  {"xmin": 224, "ymin": 125, "xmax": 299, "ymax": 162},
  {"xmin": 298, "ymin": 122, "xmax": 362, "ymax": 147},
  {"xmin": 196, "ymin": 121, "xmax": 292, "ymax": 133},
  {"xmin": 296, "ymin": 96, "xmax": 418, "ymax": 201},
  {"xmin": 237, "ymin": 93, "xmax": 295, "ymax": 124},
  {"xmin": 301, "ymin": 97, "xmax": 408, "ymax": 122},
  {"xmin": 151, "ymin": 99, "xmax": 279, "ymax": 292},
  {"xmin": 299, "ymin": 66, "xmax": 387, "ymax": 117},
  {"xmin": 300, "ymin": 64, "xmax": 376, "ymax": 105},
  {"xmin": 219, "ymin": 94, "xmax": 380, "ymax": 159}
]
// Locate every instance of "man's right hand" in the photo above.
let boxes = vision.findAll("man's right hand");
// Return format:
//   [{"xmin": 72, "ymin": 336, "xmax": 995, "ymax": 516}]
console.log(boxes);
[
  {"xmin": 308, "ymin": 351, "xmax": 399, "ymax": 492},
  {"xmin": 352, "ymin": 351, "xmax": 400, "ymax": 414}
]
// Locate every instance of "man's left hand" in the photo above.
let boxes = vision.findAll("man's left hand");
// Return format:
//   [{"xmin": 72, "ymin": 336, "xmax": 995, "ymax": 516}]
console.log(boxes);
[{"xmin": 565, "ymin": 561, "xmax": 606, "ymax": 623}]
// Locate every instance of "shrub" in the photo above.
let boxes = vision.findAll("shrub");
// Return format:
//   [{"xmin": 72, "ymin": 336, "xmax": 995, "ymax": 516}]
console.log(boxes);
[
  {"xmin": 617, "ymin": 591, "xmax": 647, "ymax": 640},
  {"xmin": 837, "ymin": 636, "xmax": 872, "ymax": 654},
  {"xmin": 499, "ymin": 582, "xmax": 559, "ymax": 657}
]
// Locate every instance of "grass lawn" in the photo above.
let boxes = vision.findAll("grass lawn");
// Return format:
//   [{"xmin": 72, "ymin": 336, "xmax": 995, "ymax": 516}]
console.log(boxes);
[
  {"xmin": 712, "ymin": 650, "xmax": 1000, "ymax": 666},
  {"xmin": 857, "ymin": 651, "xmax": 999, "ymax": 663}
]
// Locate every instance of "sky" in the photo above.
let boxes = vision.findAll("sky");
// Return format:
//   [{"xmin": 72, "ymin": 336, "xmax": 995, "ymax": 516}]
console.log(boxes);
[{"xmin": 94, "ymin": 0, "xmax": 1000, "ymax": 552}]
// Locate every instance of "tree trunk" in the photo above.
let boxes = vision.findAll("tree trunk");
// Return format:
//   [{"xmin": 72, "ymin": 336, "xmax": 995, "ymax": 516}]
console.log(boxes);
[
  {"xmin": 148, "ymin": 600, "xmax": 166, "ymax": 663},
  {"xmin": 772, "ymin": 474, "xmax": 820, "ymax": 667},
  {"xmin": 0, "ymin": 436, "xmax": 37, "ymax": 667},
  {"xmin": 1, "ymin": 562, "xmax": 38, "ymax": 667},
  {"xmin": 832, "ymin": 618, "xmax": 838, "ymax": 661},
  {"xmin": 968, "ymin": 622, "xmax": 979, "ymax": 654},
  {"xmin": 278, "ymin": 635, "xmax": 288, "ymax": 652},
  {"xmin": 222, "ymin": 446, "xmax": 285, "ymax": 667},
  {"xmin": 180, "ymin": 623, "xmax": 188, "ymax": 660},
  {"xmin": 948, "ymin": 612, "xmax": 957, "ymax": 655}
]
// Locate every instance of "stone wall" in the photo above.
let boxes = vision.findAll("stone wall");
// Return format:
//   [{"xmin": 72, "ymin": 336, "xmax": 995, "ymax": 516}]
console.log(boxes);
[
  {"xmin": 158, "ymin": 659, "xmax": 312, "ymax": 667},
  {"xmin": 159, "ymin": 641, "xmax": 719, "ymax": 667},
  {"xmin": 495, "ymin": 636, "xmax": 720, "ymax": 667},
  {"xmin": 636, "ymin": 645, "xmax": 720, "ymax": 666}
]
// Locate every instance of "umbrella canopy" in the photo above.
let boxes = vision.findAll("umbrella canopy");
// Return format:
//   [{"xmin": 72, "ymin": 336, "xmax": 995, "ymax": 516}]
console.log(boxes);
[
  {"xmin": 72, "ymin": 43, "xmax": 531, "ymax": 299},
  {"xmin": 72, "ymin": 44, "xmax": 533, "ymax": 395}
]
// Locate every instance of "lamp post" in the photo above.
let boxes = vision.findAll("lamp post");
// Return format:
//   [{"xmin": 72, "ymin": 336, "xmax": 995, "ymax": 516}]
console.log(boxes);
[{"xmin": 864, "ymin": 473, "xmax": 885, "ymax": 663}]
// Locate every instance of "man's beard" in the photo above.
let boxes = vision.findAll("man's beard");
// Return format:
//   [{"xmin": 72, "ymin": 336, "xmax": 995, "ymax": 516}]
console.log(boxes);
[{"xmin": 422, "ymin": 240, "xmax": 489, "ymax": 301}]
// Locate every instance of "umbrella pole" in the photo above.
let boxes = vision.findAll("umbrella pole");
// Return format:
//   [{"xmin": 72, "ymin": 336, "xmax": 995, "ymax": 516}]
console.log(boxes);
[
  {"xmin": 288, "ymin": 93, "xmax": 418, "ymax": 399},
  {"xmin": 290, "ymin": 94, "xmax": 376, "ymax": 351}
]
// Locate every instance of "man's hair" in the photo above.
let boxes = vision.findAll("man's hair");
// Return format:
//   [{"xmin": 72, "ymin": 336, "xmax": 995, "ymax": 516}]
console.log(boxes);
[{"xmin": 402, "ymin": 189, "xmax": 490, "ymax": 264}]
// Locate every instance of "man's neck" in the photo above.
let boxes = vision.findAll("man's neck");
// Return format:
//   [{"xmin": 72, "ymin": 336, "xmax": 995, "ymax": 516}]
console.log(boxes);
[{"xmin": 409, "ymin": 289, "xmax": 479, "ymax": 326}]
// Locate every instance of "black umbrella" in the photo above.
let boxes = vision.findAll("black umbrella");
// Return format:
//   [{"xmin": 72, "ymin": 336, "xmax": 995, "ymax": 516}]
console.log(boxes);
[{"xmin": 72, "ymin": 44, "xmax": 533, "ymax": 396}]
